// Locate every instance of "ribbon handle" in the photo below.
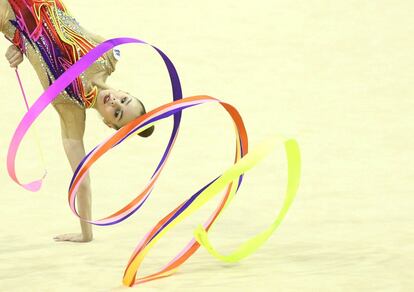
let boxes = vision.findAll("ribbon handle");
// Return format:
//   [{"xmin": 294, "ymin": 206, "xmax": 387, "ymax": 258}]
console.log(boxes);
[{"xmin": 14, "ymin": 68, "xmax": 47, "ymax": 184}]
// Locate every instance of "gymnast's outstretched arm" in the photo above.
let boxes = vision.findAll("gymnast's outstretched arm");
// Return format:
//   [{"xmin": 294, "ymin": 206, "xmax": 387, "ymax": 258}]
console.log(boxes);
[
  {"xmin": 0, "ymin": 0, "xmax": 8, "ymax": 27},
  {"xmin": 52, "ymin": 102, "xmax": 93, "ymax": 243}
]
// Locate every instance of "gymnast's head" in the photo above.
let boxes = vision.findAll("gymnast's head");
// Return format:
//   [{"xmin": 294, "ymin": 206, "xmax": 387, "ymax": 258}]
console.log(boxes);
[{"xmin": 94, "ymin": 89, "xmax": 154, "ymax": 137}]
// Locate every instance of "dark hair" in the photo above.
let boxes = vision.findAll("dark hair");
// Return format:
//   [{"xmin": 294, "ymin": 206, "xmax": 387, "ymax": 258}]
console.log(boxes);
[
  {"xmin": 137, "ymin": 125, "xmax": 155, "ymax": 137},
  {"xmin": 114, "ymin": 97, "xmax": 155, "ymax": 138}
]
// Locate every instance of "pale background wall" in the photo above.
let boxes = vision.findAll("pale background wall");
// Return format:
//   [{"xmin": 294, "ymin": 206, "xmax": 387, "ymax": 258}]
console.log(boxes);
[{"xmin": 0, "ymin": 1, "xmax": 413, "ymax": 291}]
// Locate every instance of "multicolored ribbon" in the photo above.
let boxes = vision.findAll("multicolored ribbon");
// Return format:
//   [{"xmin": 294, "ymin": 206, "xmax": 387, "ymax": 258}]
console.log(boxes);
[{"xmin": 7, "ymin": 37, "xmax": 301, "ymax": 287}]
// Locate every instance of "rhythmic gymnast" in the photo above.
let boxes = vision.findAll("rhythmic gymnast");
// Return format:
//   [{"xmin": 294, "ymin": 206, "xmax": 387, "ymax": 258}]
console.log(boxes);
[{"xmin": 0, "ymin": 0, "xmax": 154, "ymax": 242}]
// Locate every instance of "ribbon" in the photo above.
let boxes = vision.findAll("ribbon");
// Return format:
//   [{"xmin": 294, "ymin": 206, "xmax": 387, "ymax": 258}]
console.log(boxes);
[{"xmin": 8, "ymin": 37, "xmax": 301, "ymax": 287}]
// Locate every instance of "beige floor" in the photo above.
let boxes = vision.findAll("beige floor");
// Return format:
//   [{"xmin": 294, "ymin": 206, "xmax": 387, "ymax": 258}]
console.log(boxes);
[{"xmin": 1, "ymin": 0, "xmax": 413, "ymax": 291}]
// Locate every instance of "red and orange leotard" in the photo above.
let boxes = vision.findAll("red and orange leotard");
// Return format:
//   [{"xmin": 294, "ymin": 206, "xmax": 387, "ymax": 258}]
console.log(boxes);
[{"xmin": 7, "ymin": 0, "xmax": 112, "ymax": 108}]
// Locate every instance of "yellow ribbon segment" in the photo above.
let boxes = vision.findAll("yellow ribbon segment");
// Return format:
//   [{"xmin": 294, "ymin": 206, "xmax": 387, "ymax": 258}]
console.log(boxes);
[{"xmin": 194, "ymin": 137, "xmax": 301, "ymax": 262}]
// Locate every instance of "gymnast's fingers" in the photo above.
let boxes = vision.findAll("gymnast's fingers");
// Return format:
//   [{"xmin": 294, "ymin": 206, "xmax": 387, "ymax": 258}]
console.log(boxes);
[
  {"xmin": 5, "ymin": 45, "xmax": 22, "ymax": 60},
  {"xmin": 6, "ymin": 50, "xmax": 18, "ymax": 62},
  {"xmin": 9, "ymin": 53, "xmax": 23, "ymax": 68},
  {"xmin": 5, "ymin": 45, "xmax": 19, "ymax": 59},
  {"xmin": 5, "ymin": 49, "xmax": 11, "ymax": 59},
  {"xmin": 8, "ymin": 52, "xmax": 21, "ymax": 62}
]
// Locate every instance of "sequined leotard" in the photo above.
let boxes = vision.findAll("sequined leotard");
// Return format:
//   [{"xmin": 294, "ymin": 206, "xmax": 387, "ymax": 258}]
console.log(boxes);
[{"xmin": 0, "ymin": 0, "xmax": 119, "ymax": 109}]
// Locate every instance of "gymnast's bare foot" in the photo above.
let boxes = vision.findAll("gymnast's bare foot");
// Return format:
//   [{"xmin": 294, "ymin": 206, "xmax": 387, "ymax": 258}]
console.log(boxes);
[{"xmin": 53, "ymin": 233, "xmax": 93, "ymax": 243}]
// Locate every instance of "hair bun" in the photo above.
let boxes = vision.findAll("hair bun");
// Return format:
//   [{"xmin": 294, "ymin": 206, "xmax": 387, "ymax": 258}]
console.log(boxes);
[{"xmin": 137, "ymin": 125, "xmax": 155, "ymax": 138}]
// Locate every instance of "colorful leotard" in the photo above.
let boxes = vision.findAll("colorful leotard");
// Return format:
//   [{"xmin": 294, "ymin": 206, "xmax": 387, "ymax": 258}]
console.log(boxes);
[{"xmin": 5, "ymin": 0, "xmax": 116, "ymax": 108}]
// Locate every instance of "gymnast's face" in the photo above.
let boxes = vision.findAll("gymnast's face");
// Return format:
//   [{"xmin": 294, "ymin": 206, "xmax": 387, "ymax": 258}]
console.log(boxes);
[{"xmin": 96, "ymin": 89, "xmax": 144, "ymax": 130}]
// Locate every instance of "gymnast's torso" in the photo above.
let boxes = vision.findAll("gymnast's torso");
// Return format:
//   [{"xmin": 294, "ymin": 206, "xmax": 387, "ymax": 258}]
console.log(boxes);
[{"xmin": 0, "ymin": 0, "xmax": 119, "ymax": 109}]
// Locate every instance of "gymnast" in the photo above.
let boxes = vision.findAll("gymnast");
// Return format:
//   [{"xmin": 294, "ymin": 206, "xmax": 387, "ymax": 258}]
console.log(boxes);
[{"xmin": 0, "ymin": 0, "xmax": 154, "ymax": 242}]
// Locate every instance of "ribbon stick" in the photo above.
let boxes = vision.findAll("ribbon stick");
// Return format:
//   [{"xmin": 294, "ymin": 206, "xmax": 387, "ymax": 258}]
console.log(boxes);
[
  {"xmin": 8, "ymin": 37, "xmax": 301, "ymax": 287},
  {"xmin": 14, "ymin": 68, "xmax": 47, "ymax": 180}
]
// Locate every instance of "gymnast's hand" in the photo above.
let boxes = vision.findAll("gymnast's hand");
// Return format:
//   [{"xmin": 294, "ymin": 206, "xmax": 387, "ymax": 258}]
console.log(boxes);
[
  {"xmin": 5, "ymin": 44, "xmax": 23, "ymax": 68},
  {"xmin": 54, "ymin": 233, "xmax": 93, "ymax": 243}
]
